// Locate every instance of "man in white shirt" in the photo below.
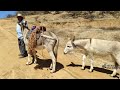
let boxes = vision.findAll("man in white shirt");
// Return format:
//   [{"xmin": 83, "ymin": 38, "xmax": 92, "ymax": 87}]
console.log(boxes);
[{"xmin": 16, "ymin": 13, "xmax": 30, "ymax": 58}]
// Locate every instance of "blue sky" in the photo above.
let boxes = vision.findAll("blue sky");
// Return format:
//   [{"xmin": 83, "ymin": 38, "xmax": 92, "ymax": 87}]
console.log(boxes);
[{"xmin": 0, "ymin": 11, "xmax": 17, "ymax": 18}]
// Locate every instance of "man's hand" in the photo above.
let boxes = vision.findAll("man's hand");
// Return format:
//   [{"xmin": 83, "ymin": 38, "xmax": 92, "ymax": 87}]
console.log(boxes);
[{"xmin": 26, "ymin": 27, "xmax": 30, "ymax": 31}]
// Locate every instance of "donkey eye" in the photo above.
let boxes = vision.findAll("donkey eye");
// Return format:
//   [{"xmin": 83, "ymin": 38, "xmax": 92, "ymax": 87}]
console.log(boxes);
[{"xmin": 67, "ymin": 46, "xmax": 71, "ymax": 47}]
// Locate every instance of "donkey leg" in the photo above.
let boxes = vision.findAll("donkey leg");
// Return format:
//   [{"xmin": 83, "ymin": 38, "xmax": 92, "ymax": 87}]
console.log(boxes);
[
  {"xmin": 26, "ymin": 54, "xmax": 32, "ymax": 65},
  {"xmin": 111, "ymin": 69, "xmax": 117, "ymax": 77},
  {"xmin": 49, "ymin": 51, "xmax": 56, "ymax": 73},
  {"xmin": 49, "ymin": 63, "xmax": 53, "ymax": 70},
  {"xmin": 33, "ymin": 53, "xmax": 37, "ymax": 64},
  {"xmin": 110, "ymin": 54, "xmax": 119, "ymax": 77},
  {"xmin": 81, "ymin": 54, "xmax": 87, "ymax": 70},
  {"xmin": 49, "ymin": 50, "xmax": 57, "ymax": 70},
  {"xmin": 111, "ymin": 62, "xmax": 118, "ymax": 77},
  {"xmin": 89, "ymin": 53, "xmax": 94, "ymax": 72}
]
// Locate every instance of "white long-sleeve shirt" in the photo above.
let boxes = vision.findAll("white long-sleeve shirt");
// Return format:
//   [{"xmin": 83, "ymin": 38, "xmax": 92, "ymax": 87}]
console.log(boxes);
[{"xmin": 16, "ymin": 20, "xmax": 28, "ymax": 39}]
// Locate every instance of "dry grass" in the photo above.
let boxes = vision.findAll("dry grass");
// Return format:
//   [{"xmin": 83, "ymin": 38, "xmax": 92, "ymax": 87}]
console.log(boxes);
[{"xmin": 20, "ymin": 13, "xmax": 120, "ymax": 64}]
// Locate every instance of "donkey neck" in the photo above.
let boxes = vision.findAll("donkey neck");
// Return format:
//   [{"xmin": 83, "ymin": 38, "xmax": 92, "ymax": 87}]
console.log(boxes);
[{"xmin": 73, "ymin": 39, "xmax": 90, "ymax": 48}]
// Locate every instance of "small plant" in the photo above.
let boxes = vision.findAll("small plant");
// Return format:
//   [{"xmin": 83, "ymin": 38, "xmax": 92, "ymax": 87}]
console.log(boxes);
[{"xmin": 7, "ymin": 14, "xmax": 15, "ymax": 18}]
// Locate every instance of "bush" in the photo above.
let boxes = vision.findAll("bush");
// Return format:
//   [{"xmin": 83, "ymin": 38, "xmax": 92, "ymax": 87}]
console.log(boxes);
[
  {"xmin": 7, "ymin": 14, "xmax": 15, "ymax": 18},
  {"xmin": 16, "ymin": 11, "xmax": 50, "ymax": 16}
]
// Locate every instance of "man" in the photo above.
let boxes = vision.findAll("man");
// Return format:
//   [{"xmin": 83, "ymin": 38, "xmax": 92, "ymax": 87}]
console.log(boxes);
[{"xmin": 16, "ymin": 13, "xmax": 30, "ymax": 58}]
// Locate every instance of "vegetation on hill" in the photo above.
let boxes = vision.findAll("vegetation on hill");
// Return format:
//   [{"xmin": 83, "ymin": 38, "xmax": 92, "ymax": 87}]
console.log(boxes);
[{"xmin": 7, "ymin": 11, "xmax": 120, "ymax": 20}]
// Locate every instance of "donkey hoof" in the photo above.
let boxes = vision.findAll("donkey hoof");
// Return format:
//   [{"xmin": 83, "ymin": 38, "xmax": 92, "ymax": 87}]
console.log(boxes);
[
  {"xmin": 34, "ymin": 62, "xmax": 37, "ymax": 64},
  {"xmin": 81, "ymin": 67, "xmax": 85, "ymax": 70},
  {"xmin": 110, "ymin": 74, "xmax": 116, "ymax": 77},
  {"xmin": 26, "ymin": 62, "xmax": 29, "ymax": 65},
  {"xmin": 89, "ymin": 69, "xmax": 93, "ymax": 73},
  {"xmin": 49, "ymin": 67, "xmax": 52, "ymax": 70},
  {"xmin": 50, "ymin": 70, "xmax": 55, "ymax": 73},
  {"xmin": 26, "ymin": 62, "xmax": 31, "ymax": 65}
]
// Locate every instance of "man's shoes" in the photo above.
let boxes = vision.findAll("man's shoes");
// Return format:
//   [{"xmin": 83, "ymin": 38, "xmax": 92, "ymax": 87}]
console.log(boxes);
[
  {"xmin": 23, "ymin": 54, "xmax": 28, "ymax": 57},
  {"xmin": 18, "ymin": 54, "xmax": 22, "ymax": 56},
  {"xmin": 19, "ymin": 55, "xmax": 27, "ymax": 58},
  {"xmin": 19, "ymin": 56, "xmax": 26, "ymax": 58},
  {"xmin": 19, "ymin": 54, "xmax": 28, "ymax": 58}
]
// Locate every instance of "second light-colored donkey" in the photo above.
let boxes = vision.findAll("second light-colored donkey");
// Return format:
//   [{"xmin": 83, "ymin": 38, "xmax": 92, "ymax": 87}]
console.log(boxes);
[{"xmin": 64, "ymin": 36, "xmax": 120, "ymax": 77}]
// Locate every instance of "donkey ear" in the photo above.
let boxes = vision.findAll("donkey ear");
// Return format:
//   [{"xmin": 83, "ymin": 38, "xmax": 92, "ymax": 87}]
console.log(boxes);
[
  {"xmin": 71, "ymin": 36, "xmax": 75, "ymax": 42},
  {"xmin": 68, "ymin": 37, "xmax": 71, "ymax": 40}
]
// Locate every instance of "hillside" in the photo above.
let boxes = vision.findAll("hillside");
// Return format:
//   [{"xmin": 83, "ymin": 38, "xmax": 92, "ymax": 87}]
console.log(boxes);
[{"xmin": 0, "ymin": 12, "xmax": 120, "ymax": 79}]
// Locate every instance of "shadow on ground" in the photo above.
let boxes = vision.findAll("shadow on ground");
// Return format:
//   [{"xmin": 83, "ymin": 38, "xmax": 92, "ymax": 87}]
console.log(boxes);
[
  {"xmin": 33, "ymin": 57, "xmax": 64, "ymax": 72},
  {"xmin": 66, "ymin": 62, "xmax": 119, "ymax": 79}
]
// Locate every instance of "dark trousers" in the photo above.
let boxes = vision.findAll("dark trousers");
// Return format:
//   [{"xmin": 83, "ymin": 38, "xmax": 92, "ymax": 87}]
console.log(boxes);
[{"xmin": 18, "ymin": 38, "xmax": 28, "ymax": 56}]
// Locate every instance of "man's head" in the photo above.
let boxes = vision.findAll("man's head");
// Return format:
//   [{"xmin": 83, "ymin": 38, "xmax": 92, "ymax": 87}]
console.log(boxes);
[{"xmin": 17, "ymin": 13, "xmax": 24, "ymax": 22}]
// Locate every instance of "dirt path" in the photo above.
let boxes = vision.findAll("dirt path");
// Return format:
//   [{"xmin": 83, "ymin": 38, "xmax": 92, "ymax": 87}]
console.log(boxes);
[{"xmin": 0, "ymin": 19, "xmax": 119, "ymax": 79}]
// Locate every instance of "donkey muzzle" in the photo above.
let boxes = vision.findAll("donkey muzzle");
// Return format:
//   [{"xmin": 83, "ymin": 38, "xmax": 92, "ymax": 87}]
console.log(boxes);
[{"xmin": 64, "ymin": 52, "xmax": 67, "ymax": 54}]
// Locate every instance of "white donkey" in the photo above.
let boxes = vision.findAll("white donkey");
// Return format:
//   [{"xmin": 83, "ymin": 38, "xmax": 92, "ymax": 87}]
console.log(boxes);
[
  {"xmin": 64, "ymin": 36, "xmax": 120, "ymax": 77},
  {"xmin": 22, "ymin": 26, "xmax": 59, "ymax": 73}
]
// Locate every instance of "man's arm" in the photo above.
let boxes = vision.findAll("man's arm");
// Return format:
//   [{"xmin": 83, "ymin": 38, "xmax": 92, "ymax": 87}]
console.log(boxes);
[
  {"xmin": 25, "ymin": 21, "xmax": 30, "ymax": 30},
  {"xmin": 22, "ymin": 21, "xmax": 30, "ymax": 31},
  {"xmin": 25, "ymin": 26, "xmax": 30, "ymax": 31}
]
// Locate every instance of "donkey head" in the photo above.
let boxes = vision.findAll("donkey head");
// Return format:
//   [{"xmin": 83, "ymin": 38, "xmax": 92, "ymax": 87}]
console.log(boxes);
[{"xmin": 64, "ymin": 36, "xmax": 76, "ymax": 54}]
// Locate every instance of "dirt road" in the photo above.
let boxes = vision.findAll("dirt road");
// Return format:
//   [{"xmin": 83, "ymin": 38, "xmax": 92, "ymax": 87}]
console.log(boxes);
[{"xmin": 0, "ymin": 17, "xmax": 119, "ymax": 79}]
